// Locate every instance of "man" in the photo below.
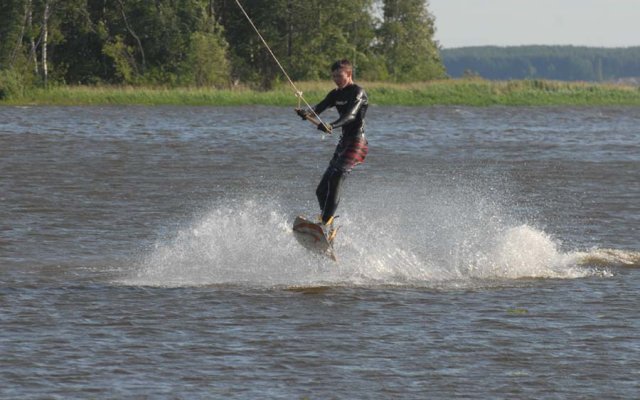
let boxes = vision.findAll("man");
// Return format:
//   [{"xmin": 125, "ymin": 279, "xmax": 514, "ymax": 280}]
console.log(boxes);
[{"xmin": 296, "ymin": 59, "xmax": 369, "ymax": 240}]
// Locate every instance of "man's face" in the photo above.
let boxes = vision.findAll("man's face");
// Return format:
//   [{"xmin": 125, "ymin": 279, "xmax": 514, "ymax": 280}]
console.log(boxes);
[{"xmin": 332, "ymin": 68, "xmax": 352, "ymax": 89}]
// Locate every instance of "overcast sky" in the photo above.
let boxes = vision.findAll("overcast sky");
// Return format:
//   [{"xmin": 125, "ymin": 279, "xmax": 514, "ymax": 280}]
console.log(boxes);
[{"xmin": 428, "ymin": 0, "xmax": 640, "ymax": 48}]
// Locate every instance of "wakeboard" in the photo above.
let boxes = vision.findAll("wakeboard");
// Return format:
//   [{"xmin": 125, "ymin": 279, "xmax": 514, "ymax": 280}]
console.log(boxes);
[{"xmin": 292, "ymin": 216, "xmax": 337, "ymax": 261}]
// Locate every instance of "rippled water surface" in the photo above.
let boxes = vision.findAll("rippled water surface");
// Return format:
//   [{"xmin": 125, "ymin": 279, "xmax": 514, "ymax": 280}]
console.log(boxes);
[{"xmin": 1, "ymin": 105, "xmax": 639, "ymax": 398}]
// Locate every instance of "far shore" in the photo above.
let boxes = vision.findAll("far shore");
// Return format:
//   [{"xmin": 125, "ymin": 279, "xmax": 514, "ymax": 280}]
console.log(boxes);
[{"xmin": 2, "ymin": 79, "xmax": 640, "ymax": 107}]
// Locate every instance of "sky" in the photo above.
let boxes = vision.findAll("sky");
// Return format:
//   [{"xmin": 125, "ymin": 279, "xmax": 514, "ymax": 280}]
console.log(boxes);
[{"xmin": 428, "ymin": 0, "xmax": 640, "ymax": 48}]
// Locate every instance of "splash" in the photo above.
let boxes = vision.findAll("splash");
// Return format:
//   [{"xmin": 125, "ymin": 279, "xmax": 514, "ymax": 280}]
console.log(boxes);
[
  {"xmin": 121, "ymin": 183, "xmax": 626, "ymax": 288},
  {"xmin": 573, "ymin": 248, "xmax": 640, "ymax": 268},
  {"xmin": 126, "ymin": 199, "xmax": 333, "ymax": 287}
]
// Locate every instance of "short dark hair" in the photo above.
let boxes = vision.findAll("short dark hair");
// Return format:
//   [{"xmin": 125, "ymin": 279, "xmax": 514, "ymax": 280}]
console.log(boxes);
[{"xmin": 331, "ymin": 59, "xmax": 353, "ymax": 72}]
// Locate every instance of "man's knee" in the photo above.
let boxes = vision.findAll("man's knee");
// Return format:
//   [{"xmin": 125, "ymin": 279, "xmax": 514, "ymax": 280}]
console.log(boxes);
[{"xmin": 316, "ymin": 167, "xmax": 341, "ymax": 201}]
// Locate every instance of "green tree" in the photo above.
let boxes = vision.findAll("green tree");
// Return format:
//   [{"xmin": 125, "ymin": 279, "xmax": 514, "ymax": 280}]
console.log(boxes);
[
  {"xmin": 102, "ymin": 35, "xmax": 137, "ymax": 83},
  {"xmin": 214, "ymin": 0, "xmax": 286, "ymax": 88},
  {"xmin": 96, "ymin": 0, "xmax": 230, "ymax": 85},
  {"xmin": 184, "ymin": 31, "xmax": 230, "ymax": 87},
  {"xmin": 0, "ymin": 0, "xmax": 26, "ymax": 70},
  {"xmin": 181, "ymin": 5, "xmax": 231, "ymax": 88},
  {"xmin": 289, "ymin": 0, "xmax": 378, "ymax": 81},
  {"xmin": 376, "ymin": 0, "xmax": 445, "ymax": 82},
  {"xmin": 0, "ymin": 0, "xmax": 33, "ymax": 97},
  {"xmin": 215, "ymin": 0, "xmax": 378, "ymax": 88},
  {"xmin": 1, "ymin": 0, "xmax": 461, "ymax": 90}
]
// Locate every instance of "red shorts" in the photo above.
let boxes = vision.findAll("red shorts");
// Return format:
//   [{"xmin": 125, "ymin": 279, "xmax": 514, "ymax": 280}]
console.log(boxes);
[{"xmin": 329, "ymin": 137, "xmax": 368, "ymax": 173}]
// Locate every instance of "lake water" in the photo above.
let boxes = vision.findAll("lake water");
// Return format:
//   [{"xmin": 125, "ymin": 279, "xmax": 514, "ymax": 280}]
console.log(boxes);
[{"xmin": 1, "ymin": 105, "xmax": 639, "ymax": 398}]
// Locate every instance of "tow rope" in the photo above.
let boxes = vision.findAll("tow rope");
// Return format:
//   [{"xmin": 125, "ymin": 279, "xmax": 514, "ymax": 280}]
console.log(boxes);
[{"xmin": 233, "ymin": 0, "xmax": 331, "ymax": 132}]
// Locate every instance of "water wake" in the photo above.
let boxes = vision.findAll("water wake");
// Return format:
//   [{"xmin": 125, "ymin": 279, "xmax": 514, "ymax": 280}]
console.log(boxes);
[{"xmin": 123, "ymin": 186, "xmax": 636, "ymax": 288}]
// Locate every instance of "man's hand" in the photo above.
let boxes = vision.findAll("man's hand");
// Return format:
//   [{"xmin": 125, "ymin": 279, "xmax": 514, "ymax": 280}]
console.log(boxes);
[
  {"xmin": 295, "ymin": 108, "xmax": 310, "ymax": 120},
  {"xmin": 317, "ymin": 122, "xmax": 332, "ymax": 133}
]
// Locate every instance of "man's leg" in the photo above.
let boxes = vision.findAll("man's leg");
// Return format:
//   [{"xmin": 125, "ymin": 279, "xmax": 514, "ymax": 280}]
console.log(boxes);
[{"xmin": 316, "ymin": 166, "xmax": 345, "ymax": 225}]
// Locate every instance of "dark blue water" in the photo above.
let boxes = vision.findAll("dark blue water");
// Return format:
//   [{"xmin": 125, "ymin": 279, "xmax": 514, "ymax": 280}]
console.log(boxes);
[{"xmin": 1, "ymin": 105, "xmax": 639, "ymax": 398}]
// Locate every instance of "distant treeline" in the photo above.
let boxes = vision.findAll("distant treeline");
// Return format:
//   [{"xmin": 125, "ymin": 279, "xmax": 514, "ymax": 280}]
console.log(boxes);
[
  {"xmin": 442, "ymin": 46, "xmax": 640, "ymax": 82},
  {"xmin": 0, "ymin": 0, "xmax": 445, "ymax": 97}
]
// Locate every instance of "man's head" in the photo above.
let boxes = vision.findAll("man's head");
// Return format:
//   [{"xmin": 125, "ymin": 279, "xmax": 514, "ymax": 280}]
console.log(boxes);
[{"xmin": 331, "ymin": 59, "xmax": 353, "ymax": 89}]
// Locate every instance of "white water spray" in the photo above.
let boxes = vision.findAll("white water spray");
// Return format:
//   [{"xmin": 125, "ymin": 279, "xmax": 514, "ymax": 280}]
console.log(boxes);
[{"xmin": 123, "ymin": 179, "xmax": 619, "ymax": 288}]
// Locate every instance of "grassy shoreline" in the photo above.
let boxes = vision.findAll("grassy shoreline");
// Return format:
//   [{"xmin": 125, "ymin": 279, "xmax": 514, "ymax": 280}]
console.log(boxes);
[{"xmin": 2, "ymin": 79, "xmax": 640, "ymax": 106}]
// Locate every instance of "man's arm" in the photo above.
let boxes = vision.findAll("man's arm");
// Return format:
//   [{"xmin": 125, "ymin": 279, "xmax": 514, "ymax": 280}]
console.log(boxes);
[
  {"xmin": 313, "ymin": 90, "xmax": 335, "ymax": 115},
  {"xmin": 295, "ymin": 89, "xmax": 335, "ymax": 120},
  {"xmin": 295, "ymin": 90, "xmax": 335, "ymax": 132}
]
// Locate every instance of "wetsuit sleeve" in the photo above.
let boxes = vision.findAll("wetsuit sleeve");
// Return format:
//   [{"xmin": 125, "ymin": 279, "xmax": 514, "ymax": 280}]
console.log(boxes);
[
  {"xmin": 330, "ymin": 87, "xmax": 367, "ymax": 129},
  {"xmin": 313, "ymin": 90, "xmax": 335, "ymax": 115}
]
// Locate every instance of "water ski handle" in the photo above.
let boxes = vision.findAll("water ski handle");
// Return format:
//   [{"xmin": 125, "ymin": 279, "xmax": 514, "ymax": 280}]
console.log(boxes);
[
  {"xmin": 296, "ymin": 108, "xmax": 331, "ymax": 133},
  {"xmin": 304, "ymin": 113, "xmax": 332, "ymax": 133},
  {"xmin": 306, "ymin": 115, "xmax": 321, "ymax": 126}
]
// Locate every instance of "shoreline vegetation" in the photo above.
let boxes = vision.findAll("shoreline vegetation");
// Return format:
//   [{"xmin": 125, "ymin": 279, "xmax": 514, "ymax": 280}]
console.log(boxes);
[{"xmin": 2, "ymin": 79, "xmax": 640, "ymax": 107}]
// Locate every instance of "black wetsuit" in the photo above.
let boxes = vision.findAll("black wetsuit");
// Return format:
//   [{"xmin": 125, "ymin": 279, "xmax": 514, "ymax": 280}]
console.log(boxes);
[{"xmin": 313, "ymin": 83, "xmax": 369, "ymax": 224}]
